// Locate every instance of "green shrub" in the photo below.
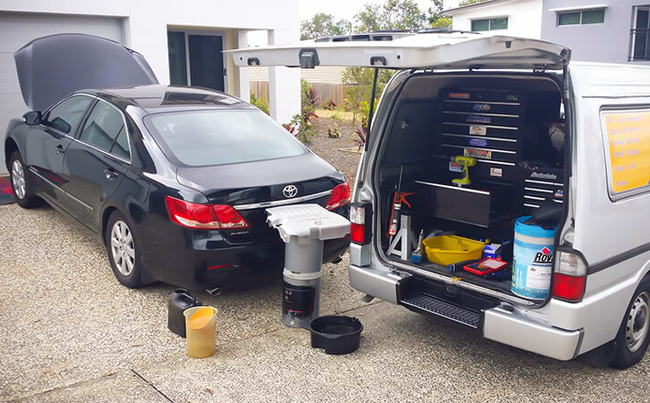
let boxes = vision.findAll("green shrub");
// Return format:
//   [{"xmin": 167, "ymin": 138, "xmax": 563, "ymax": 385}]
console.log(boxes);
[
  {"xmin": 250, "ymin": 92, "xmax": 270, "ymax": 115},
  {"xmin": 283, "ymin": 114, "xmax": 317, "ymax": 145}
]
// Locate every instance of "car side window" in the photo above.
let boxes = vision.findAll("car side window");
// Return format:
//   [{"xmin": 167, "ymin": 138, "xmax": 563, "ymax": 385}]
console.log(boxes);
[
  {"xmin": 45, "ymin": 96, "xmax": 93, "ymax": 134},
  {"xmin": 79, "ymin": 101, "xmax": 130, "ymax": 160}
]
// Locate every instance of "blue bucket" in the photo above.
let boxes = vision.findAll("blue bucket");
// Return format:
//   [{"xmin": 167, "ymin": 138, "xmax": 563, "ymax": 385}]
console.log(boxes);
[{"xmin": 512, "ymin": 216, "xmax": 557, "ymax": 300}]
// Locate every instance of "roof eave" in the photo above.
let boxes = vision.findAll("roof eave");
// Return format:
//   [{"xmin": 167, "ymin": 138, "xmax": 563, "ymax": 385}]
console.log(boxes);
[{"xmin": 442, "ymin": 0, "xmax": 514, "ymax": 16}]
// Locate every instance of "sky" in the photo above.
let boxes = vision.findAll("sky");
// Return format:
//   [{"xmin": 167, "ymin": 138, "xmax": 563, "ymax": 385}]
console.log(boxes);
[{"xmin": 298, "ymin": 0, "xmax": 462, "ymax": 22}]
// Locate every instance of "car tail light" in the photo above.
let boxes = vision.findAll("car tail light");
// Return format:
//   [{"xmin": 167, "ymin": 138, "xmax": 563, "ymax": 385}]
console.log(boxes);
[
  {"xmin": 325, "ymin": 182, "xmax": 351, "ymax": 210},
  {"xmin": 212, "ymin": 205, "xmax": 250, "ymax": 229},
  {"xmin": 208, "ymin": 264, "xmax": 232, "ymax": 270},
  {"xmin": 165, "ymin": 196, "xmax": 249, "ymax": 230},
  {"xmin": 552, "ymin": 249, "xmax": 587, "ymax": 302},
  {"xmin": 350, "ymin": 203, "xmax": 372, "ymax": 245}
]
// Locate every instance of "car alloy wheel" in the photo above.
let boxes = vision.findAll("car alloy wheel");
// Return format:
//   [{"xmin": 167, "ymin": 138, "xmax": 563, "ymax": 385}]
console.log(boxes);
[
  {"xmin": 11, "ymin": 159, "xmax": 26, "ymax": 200},
  {"xmin": 626, "ymin": 291, "xmax": 650, "ymax": 353},
  {"xmin": 110, "ymin": 220, "xmax": 135, "ymax": 276}
]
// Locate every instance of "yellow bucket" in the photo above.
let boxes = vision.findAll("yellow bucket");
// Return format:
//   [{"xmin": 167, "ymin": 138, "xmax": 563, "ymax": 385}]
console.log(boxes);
[
  {"xmin": 422, "ymin": 235, "xmax": 485, "ymax": 266},
  {"xmin": 183, "ymin": 306, "xmax": 217, "ymax": 358}
]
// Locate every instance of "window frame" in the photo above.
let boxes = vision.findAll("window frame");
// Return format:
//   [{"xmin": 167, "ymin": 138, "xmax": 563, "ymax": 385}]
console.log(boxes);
[
  {"xmin": 41, "ymin": 95, "xmax": 94, "ymax": 136},
  {"xmin": 600, "ymin": 106, "xmax": 650, "ymax": 202},
  {"xmin": 557, "ymin": 9, "xmax": 605, "ymax": 26},
  {"xmin": 471, "ymin": 17, "xmax": 509, "ymax": 32},
  {"xmin": 74, "ymin": 95, "xmax": 133, "ymax": 164}
]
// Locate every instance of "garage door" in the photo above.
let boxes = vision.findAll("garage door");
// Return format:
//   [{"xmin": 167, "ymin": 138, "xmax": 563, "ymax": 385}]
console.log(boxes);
[{"xmin": 0, "ymin": 12, "xmax": 124, "ymax": 174}]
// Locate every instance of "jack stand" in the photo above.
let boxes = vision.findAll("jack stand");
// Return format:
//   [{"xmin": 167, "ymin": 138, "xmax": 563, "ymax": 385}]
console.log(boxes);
[{"xmin": 387, "ymin": 214, "xmax": 416, "ymax": 260}]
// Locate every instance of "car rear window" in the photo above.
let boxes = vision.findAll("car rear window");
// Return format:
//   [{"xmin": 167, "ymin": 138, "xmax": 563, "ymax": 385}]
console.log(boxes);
[{"xmin": 144, "ymin": 109, "xmax": 307, "ymax": 166}]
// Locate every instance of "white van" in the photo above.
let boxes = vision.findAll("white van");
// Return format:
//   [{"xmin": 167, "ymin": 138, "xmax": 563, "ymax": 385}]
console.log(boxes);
[{"xmin": 230, "ymin": 32, "xmax": 650, "ymax": 368}]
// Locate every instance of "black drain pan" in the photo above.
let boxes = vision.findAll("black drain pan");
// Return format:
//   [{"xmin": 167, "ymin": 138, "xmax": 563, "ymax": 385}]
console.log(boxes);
[{"xmin": 309, "ymin": 316, "xmax": 363, "ymax": 355}]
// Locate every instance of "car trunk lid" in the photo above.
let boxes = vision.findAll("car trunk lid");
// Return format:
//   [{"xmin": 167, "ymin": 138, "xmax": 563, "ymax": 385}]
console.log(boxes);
[
  {"xmin": 14, "ymin": 34, "xmax": 158, "ymax": 111},
  {"xmin": 175, "ymin": 153, "xmax": 343, "ymax": 243}
]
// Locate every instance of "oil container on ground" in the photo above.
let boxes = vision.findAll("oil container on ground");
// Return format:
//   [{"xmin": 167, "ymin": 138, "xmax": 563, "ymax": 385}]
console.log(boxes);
[{"xmin": 168, "ymin": 289, "xmax": 201, "ymax": 337}]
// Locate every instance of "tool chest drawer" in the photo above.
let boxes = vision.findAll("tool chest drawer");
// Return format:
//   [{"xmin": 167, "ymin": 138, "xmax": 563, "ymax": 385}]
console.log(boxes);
[
  {"xmin": 521, "ymin": 166, "xmax": 565, "ymax": 212},
  {"xmin": 439, "ymin": 88, "xmax": 525, "ymax": 183},
  {"xmin": 414, "ymin": 180, "xmax": 514, "ymax": 228}
]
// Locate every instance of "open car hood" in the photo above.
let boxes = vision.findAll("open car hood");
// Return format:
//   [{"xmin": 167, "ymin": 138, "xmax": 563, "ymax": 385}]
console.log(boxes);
[
  {"xmin": 14, "ymin": 34, "xmax": 159, "ymax": 111},
  {"xmin": 227, "ymin": 32, "xmax": 570, "ymax": 71}
]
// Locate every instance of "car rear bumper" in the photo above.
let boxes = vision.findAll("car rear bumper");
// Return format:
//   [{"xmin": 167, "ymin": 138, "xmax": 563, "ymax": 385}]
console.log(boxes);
[
  {"xmin": 349, "ymin": 263, "xmax": 582, "ymax": 361},
  {"xmin": 139, "ymin": 223, "xmax": 350, "ymax": 290}
]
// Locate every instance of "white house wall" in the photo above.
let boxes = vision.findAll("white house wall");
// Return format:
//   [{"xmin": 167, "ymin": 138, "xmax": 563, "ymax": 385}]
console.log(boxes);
[
  {"xmin": 450, "ymin": 0, "xmax": 543, "ymax": 39},
  {"xmin": 541, "ymin": 0, "xmax": 648, "ymax": 63},
  {"xmin": 0, "ymin": 0, "xmax": 300, "ymax": 125}
]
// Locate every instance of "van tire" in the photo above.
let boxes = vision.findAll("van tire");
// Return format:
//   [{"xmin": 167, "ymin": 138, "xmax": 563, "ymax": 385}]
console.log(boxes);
[{"xmin": 611, "ymin": 277, "xmax": 650, "ymax": 369}]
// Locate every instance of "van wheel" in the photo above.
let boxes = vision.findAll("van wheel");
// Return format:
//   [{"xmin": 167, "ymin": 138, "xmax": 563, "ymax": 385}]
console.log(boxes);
[
  {"xmin": 611, "ymin": 277, "xmax": 650, "ymax": 369},
  {"xmin": 106, "ymin": 210, "xmax": 143, "ymax": 288},
  {"xmin": 9, "ymin": 151, "xmax": 41, "ymax": 208}
]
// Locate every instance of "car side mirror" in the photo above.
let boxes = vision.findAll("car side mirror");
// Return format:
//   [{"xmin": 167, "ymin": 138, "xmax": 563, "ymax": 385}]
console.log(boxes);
[
  {"xmin": 23, "ymin": 111, "xmax": 42, "ymax": 125},
  {"xmin": 48, "ymin": 117, "xmax": 71, "ymax": 134}
]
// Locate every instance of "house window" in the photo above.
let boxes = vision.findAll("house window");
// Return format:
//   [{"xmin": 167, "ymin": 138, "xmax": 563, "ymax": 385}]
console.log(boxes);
[
  {"xmin": 557, "ymin": 9, "xmax": 605, "ymax": 26},
  {"xmin": 167, "ymin": 30, "xmax": 226, "ymax": 92},
  {"xmin": 630, "ymin": 6, "xmax": 650, "ymax": 61},
  {"xmin": 471, "ymin": 17, "xmax": 509, "ymax": 31}
]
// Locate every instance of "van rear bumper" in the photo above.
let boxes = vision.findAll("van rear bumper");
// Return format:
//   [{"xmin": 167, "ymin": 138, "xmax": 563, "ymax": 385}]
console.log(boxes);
[
  {"xmin": 484, "ymin": 307, "xmax": 582, "ymax": 361},
  {"xmin": 349, "ymin": 263, "xmax": 583, "ymax": 361}
]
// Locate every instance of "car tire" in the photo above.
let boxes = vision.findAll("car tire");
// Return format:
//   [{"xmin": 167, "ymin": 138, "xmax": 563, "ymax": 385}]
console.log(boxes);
[
  {"xmin": 9, "ymin": 151, "xmax": 41, "ymax": 208},
  {"xmin": 106, "ymin": 210, "xmax": 143, "ymax": 288},
  {"xmin": 611, "ymin": 276, "xmax": 650, "ymax": 369}
]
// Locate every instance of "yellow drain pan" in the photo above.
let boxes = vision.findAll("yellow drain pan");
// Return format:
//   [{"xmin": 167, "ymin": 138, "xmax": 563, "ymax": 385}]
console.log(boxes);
[{"xmin": 422, "ymin": 235, "xmax": 485, "ymax": 266}]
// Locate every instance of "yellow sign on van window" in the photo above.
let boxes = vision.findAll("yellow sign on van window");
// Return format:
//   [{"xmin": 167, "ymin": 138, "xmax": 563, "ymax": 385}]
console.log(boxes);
[{"xmin": 603, "ymin": 110, "xmax": 650, "ymax": 194}]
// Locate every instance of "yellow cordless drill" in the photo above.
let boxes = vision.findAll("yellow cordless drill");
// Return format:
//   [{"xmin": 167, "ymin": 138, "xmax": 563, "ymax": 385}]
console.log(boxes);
[{"xmin": 451, "ymin": 156, "xmax": 477, "ymax": 187}]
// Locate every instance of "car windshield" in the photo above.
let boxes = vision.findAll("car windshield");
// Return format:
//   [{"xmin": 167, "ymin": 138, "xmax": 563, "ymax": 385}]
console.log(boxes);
[{"xmin": 144, "ymin": 109, "xmax": 307, "ymax": 166}]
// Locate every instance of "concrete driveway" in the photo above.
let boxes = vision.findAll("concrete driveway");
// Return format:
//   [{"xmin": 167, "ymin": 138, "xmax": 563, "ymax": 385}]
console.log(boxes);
[{"xmin": 1, "ymin": 203, "xmax": 650, "ymax": 402}]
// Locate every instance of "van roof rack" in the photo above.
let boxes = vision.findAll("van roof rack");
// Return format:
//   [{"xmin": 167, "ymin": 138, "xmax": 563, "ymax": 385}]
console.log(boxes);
[{"xmin": 313, "ymin": 29, "xmax": 479, "ymax": 43}]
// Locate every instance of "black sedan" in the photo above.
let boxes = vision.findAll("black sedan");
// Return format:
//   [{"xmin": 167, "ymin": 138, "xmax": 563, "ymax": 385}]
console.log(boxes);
[{"xmin": 4, "ymin": 35, "xmax": 350, "ymax": 291}]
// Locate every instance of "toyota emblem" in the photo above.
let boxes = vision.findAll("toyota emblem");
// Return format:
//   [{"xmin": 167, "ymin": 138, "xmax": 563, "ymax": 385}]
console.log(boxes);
[{"xmin": 283, "ymin": 184, "xmax": 298, "ymax": 198}]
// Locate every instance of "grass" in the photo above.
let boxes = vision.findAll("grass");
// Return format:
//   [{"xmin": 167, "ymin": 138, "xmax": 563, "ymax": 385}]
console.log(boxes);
[{"xmin": 315, "ymin": 109, "xmax": 355, "ymax": 122}]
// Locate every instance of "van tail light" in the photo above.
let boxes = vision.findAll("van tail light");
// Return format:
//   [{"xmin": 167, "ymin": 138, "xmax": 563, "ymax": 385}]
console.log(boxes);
[
  {"xmin": 552, "ymin": 249, "xmax": 587, "ymax": 302},
  {"xmin": 325, "ymin": 182, "xmax": 351, "ymax": 210},
  {"xmin": 165, "ymin": 196, "xmax": 250, "ymax": 230},
  {"xmin": 350, "ymin": 203, "xmax": 372, "ymax": 245}
]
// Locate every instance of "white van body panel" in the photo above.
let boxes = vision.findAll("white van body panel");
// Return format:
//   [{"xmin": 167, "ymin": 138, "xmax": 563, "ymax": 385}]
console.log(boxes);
[
  {"xmin": 549, "ymin": 254, "xmax": 650, "ymax": 354},
  {"xmin": 569, "ymin": 63, "xmax": 650, "ymax": 266},
  {"xmin": 548, "ymin": 62, "xmax": 650, "ymax": 354}
]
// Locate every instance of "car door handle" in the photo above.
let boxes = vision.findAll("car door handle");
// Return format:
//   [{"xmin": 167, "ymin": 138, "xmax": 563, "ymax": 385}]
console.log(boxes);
[
  {"xmin": 104, "ymin": 169, "xmax": 119, "ymax": 180},
  {"xmin": 56, "ymin": 144, "xmax": 65, "ymax": 155}
]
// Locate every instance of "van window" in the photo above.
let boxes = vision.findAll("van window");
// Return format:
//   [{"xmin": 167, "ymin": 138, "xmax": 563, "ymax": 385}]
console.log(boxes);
[{"xmin": 601, "ymin": 108, "xmax": 650, "ymax": 200}]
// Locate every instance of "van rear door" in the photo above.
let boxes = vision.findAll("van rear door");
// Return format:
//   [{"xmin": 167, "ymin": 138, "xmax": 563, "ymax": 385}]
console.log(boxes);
[{"xmin": 228, "ymin": 32, "xmax": 570, "ymax": 70}]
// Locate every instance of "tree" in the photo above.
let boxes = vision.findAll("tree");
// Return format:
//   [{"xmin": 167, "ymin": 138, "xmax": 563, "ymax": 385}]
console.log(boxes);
[
  {"xmin": 382, "ymin": 0, "xmax": 428, "ymax": 31},
  {"xmin": 300, "ymin": 13, "xmax": 352, "ymax": 40},
  {"xmin": 458, "ymin": 0, "xmax": 487, "ymax": 6},
  {"xmin": 341, "ymin": 67, "xmax": 393, "ymax": 123},
  {"xmin": 354, "ymin": 4, "xmax": 383, "ymax": 33},
  {"xmin": 353, "ymin": 0, "xmax": 428, "ymax": 32},
  {"xmin": 428, "ymin": 0, "xmax": 452, "ymax": 29}
]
